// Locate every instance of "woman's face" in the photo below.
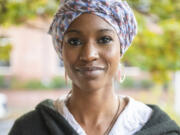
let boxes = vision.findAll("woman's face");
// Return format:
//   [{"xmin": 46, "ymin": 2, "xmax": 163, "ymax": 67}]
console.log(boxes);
[{"xmin": 62, "ymin": 13, "xmax": 121, "ymax": 91}]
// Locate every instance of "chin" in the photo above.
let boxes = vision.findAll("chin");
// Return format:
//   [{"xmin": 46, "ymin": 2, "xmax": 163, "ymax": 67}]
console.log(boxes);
[{"xmin": 73, "ymin": 79, "xmax": 107, "ymax": 92}]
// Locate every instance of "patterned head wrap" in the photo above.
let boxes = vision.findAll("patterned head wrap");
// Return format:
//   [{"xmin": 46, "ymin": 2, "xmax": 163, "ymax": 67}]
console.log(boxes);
[{"xmin": 49, "ymin": 0, "xmax": 137, "ymax": 60}]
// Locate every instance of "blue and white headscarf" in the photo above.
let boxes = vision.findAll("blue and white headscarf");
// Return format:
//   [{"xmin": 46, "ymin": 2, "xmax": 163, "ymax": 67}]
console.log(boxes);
[{"xmin": 49, "ymin": 0, "xmax": 137, "ymax": 60}]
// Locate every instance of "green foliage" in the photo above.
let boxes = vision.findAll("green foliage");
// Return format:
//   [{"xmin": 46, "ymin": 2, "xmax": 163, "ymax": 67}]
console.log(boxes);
[
  {"xmin": 120, "ymin": 77, "xmax": 154, "ymax": 89},
  {"xmin": 121, "ymin": 77, "xmax": 134, "ymax": 88},
  {"xmin": 50, "ymin": 77, "xmax": 70, "ymax": 89},
  {"xmin": 1, "ymin": 76, "xmax": 69, "ymax": 90},
  {"xmin": 149, "ymin": 0, "xmax": 180, "ymax": 19},
  {"xmin": 0, "ymin": 75, "xmax": 6, "ymax": 88},
  {"xmin": 0, "ymin": 44, "xmax": 12, "ymax": 61},
  {"xmin": 0, "ymin": 37, "xmax": 12, "ymax": 67},
  {"xmin": 0, "ymin": 75, "xmax": 11, "ymax": 89},
  {"xmin": 0, "ymin": 0, "xmax": 59, "ymax": 25},
  {"xmin": 128, "ymin": 0, "xmax": 180, "ymax": 19},
  {"xmin": 123, "ymin": 0, "xmax": 180, "ymax": 83},
  {"xmin": 23, "ymin": 80, "xmax": 47, "ymax": 89}
]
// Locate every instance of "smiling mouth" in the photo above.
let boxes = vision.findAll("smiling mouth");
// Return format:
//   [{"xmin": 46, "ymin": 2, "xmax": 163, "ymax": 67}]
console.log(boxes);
[{"xmin": 75, "ymin": 66, "xmax": 105, "ymax": 72}]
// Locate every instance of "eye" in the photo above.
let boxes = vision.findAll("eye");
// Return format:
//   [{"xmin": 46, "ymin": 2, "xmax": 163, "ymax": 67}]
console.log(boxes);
[
  {"xmin": 97, "ymin": 36, "xmax": 113, "ymax": 44},
  {"xmin": 67, "ymin": 38, "xmax": 82, "ymax": 46}
]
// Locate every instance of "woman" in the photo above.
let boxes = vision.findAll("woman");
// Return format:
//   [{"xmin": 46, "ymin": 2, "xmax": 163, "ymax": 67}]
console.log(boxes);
[{"xmin": 9, "ymin": 0, "xmax": 180, "ymax": 135}]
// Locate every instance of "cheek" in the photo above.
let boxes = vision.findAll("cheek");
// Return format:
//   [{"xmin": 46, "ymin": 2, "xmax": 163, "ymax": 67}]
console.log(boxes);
[
  {"xmin": 62, "ymin": 45, "xmax": 79, "ymax": 65},
  {"xmin": 104, "ymin": 44, "xmax": 120, "ymax": 75},
  {"xmin": 62, "ymin": 45, "xmax": 80, "ymax": 78}
]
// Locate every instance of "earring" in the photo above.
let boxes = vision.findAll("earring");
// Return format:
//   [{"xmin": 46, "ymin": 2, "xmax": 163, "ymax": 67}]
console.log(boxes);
[{"xmin": 116, "ymin": 63, "xmax": 126, "ymax": 83}]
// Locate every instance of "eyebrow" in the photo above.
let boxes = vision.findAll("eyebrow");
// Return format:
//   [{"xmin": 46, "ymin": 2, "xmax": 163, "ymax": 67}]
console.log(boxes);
[
  {"xmin": 98, "ymin": 29, "xmax": 115, "ymax": 33},
  {"xmin": 65, "ymin": 29, "xmax": 81, "ymax": 35},
  {"xmin": 65, "ymin": 28, "xmax": 115, "ymax": 35}
]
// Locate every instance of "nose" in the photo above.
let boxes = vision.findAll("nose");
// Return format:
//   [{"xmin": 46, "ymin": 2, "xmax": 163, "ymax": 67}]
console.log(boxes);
[{"xmin": 79, "ymin": 41, "xmax": 99, "ymax": 62}]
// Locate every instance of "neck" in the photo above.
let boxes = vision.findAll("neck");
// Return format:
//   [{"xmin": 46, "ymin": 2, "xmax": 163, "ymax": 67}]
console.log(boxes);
[{"xmin": 67, "ymin": 82, "xmax": 118, "ymax": 125}]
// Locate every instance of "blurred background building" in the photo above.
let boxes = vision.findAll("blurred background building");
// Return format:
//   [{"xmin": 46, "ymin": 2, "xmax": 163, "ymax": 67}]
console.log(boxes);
[{"xmin": 0, "ymin": 18, "xmax": 64, "ymax": 81}]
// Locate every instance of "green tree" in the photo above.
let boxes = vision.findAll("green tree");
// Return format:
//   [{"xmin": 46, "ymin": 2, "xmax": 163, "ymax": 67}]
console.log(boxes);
[
  {"xmin": 123, "ymin": 0, "xmax": 180, "ymax": 84},
  {"xmin": 0, "ymin": 0, "xmax": 59, "ymax": 26}
]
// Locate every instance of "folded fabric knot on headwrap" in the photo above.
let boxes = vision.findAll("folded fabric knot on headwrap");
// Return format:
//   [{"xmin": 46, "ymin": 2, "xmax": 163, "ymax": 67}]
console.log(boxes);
[{"xmin": 49, "ymin": 0, "xmax": 137, "ymax": 60}]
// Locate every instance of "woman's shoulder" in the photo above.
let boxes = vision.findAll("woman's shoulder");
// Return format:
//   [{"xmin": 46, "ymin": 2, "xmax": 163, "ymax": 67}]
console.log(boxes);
[
  {"xmin": 9, "ymin": 99, "xmax": 78, "ymax": 135},
  {"xmin": 9, "ymin": 99, "xmax": 54, "ymax": 135},
  {"xmin": 145, "ymin": 104, "xmax": 180, "ymax": 127},
  {"xmin": 135, "ymin": 104, "xmax": 180, "ymax": 135},
  {"xmin": 10, "ymin": 98, "xmax": 65, "ymax": 127},
  {"xmin": 13, "ymin": 99, "xmax": 56, "ymax": 123}
]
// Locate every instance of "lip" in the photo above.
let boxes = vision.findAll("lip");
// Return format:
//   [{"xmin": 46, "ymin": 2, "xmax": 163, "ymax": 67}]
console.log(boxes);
[
  {"xmin": 75, "ymin": 66, "xmax": 105, "ymax": 78},
  {"xmin": 75, "ymin": 66, "xmax": 105, "ymax": 71}
]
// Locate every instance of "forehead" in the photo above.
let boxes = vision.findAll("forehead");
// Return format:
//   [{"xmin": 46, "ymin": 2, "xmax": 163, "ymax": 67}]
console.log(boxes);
[{"xmin": 66, "ymin": 13, "xmax": 115, "ymax": 33}]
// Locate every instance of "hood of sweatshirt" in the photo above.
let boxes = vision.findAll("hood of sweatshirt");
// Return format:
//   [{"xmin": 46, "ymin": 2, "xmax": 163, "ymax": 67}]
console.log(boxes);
[
  {"xmin": 36, "ymin": 99, "xmax": 79, "ymax": 135},
  {"xmin": 37, "ymin": 99, "xmax": 180, "ymax": 135},
  {"xmin": 134, "ymin": 105, "xmax": 180, "ymax": 135}
]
